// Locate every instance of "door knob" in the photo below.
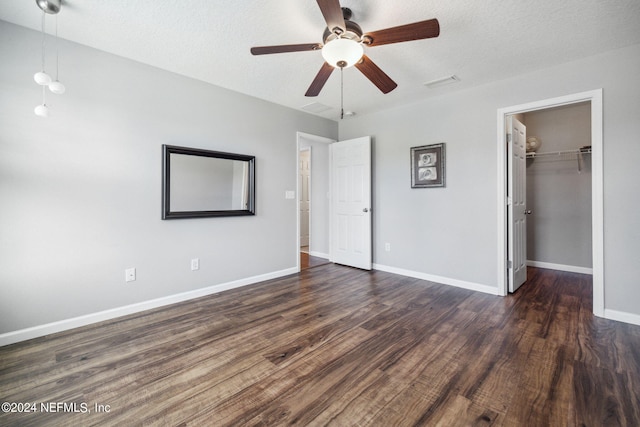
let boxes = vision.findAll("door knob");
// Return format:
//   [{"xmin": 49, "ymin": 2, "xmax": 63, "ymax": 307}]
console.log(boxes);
[
  {"xmin": 363, "ymin": 208, "xmax": 369, "ymax": 213},
  {"xmin": 525, "ymin": 209, "xmax": 532, "ymax": 215}
]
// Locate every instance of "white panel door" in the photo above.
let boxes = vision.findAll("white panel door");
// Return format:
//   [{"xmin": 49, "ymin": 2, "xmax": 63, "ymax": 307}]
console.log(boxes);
[
  {"xmin": 508, "ymin": 116, "xmax": 527, "ymax": 292},
  {"xmin": 299, "ymin": 149, "xmax": 311, "ymax": 247},
  {"xmin": 331, "ymin": 136, "xmax": 372, "ymax": 270}
]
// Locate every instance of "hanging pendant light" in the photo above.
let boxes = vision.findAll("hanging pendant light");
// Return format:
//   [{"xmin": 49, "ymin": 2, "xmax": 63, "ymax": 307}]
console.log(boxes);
[
  {"xmin": 36, "ymin": 0, "xmax": 61, "ymax": 14},
  {"xmin": 48, "ymin": 13, "xmax": 65, "ymax": 94},
  {"xmin": 33, "ymin": 9, "xmax": 51, "ymax": 86},
  {"xmin": 34, "ymin": 86, "xmax": 49, "ymax": 118},
  {"xmin": 34, "ymin": 104, "xmax": 49, "ymax": 118},
  {"xmin": 34, "ymin": 0, "xmax": 63, "ymax": 116}
]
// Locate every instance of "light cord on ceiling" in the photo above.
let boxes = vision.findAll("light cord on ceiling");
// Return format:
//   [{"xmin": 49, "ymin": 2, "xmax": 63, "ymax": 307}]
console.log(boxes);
[
  {"xmin": 40, "ymin": 10, "xmax": 46, "ymax": 72},
  {"xmin": 54, "ymin": 14, "xmax": 59, "ymax": 80}
]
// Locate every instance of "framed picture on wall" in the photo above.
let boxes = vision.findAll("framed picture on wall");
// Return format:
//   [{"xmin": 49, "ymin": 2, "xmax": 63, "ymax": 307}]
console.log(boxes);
[{"xmin": 410, "ymin": 143, "xmax": 446, "ymax": 188}]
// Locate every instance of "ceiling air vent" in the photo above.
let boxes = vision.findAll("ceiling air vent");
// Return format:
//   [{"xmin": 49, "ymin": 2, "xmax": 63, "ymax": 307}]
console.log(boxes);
[
  {"xmin": 423, "ymin": 75, "xmax": 460, "ymax": 89},
  {"xmin": 301, "ymin": 102, "xmax": 332, "ymax": 114}
]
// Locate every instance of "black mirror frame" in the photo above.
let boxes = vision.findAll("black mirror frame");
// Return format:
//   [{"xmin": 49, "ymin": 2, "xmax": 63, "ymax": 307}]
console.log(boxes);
[{"xmin": 162, "ymin": 144, "xmax": 256, "ymax": 219}]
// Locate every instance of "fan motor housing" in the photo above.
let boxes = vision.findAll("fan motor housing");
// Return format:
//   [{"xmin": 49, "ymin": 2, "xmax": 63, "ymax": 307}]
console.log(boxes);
[{"xmin": 323, "ymin": 8, "xmax": 364, "ymax": 44}]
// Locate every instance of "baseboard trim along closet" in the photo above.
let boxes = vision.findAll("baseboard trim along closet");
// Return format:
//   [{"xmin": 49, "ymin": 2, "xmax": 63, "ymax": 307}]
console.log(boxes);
[
  {"xmin": 373, "ymin": 264, "xmax": 502, "ymax": 296},
  {"xmin": 0, "ymin": 267, "xmax": 298, "ymax": 347},
  {"xmin": 604, "ymin": 309, "xmax": 640, "ymax": 326},
  {"xmin": 527, "ymin": 260, "xmax": 593, "ymax": 275},
  {"xmin": 309, "ymin": 251, "xmax": 330, "ymax": 259}
]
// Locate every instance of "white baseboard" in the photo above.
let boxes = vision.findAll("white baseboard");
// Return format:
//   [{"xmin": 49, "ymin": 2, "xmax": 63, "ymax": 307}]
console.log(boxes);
[
  {"xmin": 308, "ymin": 251, "xmax": 330, "ymax": 259},
  {"xmin": 603, "ymin": 309, "xmax": 640, "ymax": 326},
  {"xmin": 0, "ymin": 267, "xmax": 298, "ymax": 347},
  {"xmin": 373, "ymin": 264, "xmax": 502, "ymax": 296},
  {"xmin": 527, "ymin": 260, "xmax": 593, "ymax": 275}
]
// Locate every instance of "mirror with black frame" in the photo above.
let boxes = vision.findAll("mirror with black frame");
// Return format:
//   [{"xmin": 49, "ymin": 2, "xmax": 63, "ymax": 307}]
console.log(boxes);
[{"xmin": 162, "ymin": 144, "xmax": 255, "ymax": 219}]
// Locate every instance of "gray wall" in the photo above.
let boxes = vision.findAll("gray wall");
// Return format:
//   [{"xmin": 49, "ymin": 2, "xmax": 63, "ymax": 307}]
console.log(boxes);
[
  {"xmin": 2, "ymin": 18, "xmax": 639, "ymax": 336},
  {"xmin": 339, "ymin": 43, "xmax": 640, "ymax": 317},
  {"xmin": 0, "ymin": 21, "xmax": 337, "ymax": 334},
  {"xmin": 523, "ymin": 103, "xmax": 592, "ymax": 269}
]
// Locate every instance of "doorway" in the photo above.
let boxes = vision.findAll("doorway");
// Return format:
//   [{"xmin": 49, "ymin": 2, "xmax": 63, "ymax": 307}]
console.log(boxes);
[
  {"xmin": 497, "ymin": 89, "xmax": 604, "ymax": 316},
  {"xmin": 296, "ymin": 132, "xmax": 334, "ymax": 271},
  {"xmin": 521, "ymin": 102, "xmax": 593, "ymax": 274},
  {"xmin": 299, "ymin": 147, "xmax": 311, "ymax": 250}
]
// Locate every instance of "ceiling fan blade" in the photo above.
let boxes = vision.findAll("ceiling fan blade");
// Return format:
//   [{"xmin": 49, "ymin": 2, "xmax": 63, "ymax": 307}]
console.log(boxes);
[
  {"xmin": 317, "ymin": 0, "xmax": 346, "ymax": 34},
  {"xmin": 305, "ymin": 62, "xmax": 335, "ymax": 97},
  {"xmin": 251, "ymin": 43, "xmax": 322, "ymax": 55},
  {"xmin": 364, "ymin": 19, "xmax": 440, "ymax": 47},
  {"xmin": 355, "ymin": 55, "xmax": 397, "ymax": 94}
]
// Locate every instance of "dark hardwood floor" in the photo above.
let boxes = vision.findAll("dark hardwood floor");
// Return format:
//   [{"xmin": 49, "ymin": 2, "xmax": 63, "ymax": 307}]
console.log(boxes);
[
  {"xmin": 1, "ymin": 266, "xmax": 639, "ymax": 426},
  {"xmin": 300, "ymin": 251, "xmax": 331, "ymax": 270}
]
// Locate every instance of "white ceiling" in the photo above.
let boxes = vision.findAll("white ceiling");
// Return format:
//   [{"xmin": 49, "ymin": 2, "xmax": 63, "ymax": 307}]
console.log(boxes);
[{"xmin": 2, "ymin": 0, "xmax": 640, "ymax": 120}]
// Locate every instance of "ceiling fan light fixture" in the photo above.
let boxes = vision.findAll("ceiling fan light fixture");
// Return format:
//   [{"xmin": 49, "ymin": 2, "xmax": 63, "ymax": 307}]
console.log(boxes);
[{"xmin": 321, "ymin": 38, "xmax": 363, "ymax": 68}]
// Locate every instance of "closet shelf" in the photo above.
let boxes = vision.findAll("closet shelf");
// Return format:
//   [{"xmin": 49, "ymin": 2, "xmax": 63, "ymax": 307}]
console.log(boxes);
[
  {"xmin": 526, "ymin": 147, "xmax": 591, "ymax": 173},
  {"xmin": 526, "ymin": 147, "xmax": 591, "ymax": 159}
]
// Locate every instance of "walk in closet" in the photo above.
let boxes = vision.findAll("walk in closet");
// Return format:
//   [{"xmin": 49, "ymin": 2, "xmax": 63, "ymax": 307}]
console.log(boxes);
[{"xmin": 523, "ymin": 101, "xmax": 593, "ymax": 273}]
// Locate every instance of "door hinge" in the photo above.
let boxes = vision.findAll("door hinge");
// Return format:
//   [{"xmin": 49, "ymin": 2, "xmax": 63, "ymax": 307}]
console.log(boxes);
[
  {"xmin": 507, "ymin": 260, "xmax": 513, "ymax": 269},
  {"xmin": 506, "ymin": 133, "xmax": 512, "ymax": 143},
  {"xmin": 506, "ymin": 197, "xmax": 512, "ymax": 206}
]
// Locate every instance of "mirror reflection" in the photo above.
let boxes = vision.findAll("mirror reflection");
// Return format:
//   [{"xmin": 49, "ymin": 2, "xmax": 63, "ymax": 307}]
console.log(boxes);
[{"xmin": 162, "ymin": 145, "xmax": 255, "ymax": 219}]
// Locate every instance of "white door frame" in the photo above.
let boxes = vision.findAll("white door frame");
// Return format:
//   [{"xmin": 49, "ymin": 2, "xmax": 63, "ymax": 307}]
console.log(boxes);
[
  {"xmin": 496, "ymin": 89, "xmax": 604, "ymax": 317},
  {"xmin": 296, "ymin": 132, "xmax": 336, "ymax": 272}
]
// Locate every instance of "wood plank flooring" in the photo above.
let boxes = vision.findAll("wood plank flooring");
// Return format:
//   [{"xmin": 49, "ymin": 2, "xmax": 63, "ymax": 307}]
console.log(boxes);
[
  {"xmin": 300, "ymin": 252, "xmax": 331, "ymax": 270},
  {"xmin": 1, "ymin": 266, "xmax": 639, "ymax": 426}
]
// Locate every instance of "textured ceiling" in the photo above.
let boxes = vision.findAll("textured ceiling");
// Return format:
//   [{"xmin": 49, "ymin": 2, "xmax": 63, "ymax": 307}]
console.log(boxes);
[{"xmin": 2, "ymin": 0, "xmax": 640, "ymax": 120}]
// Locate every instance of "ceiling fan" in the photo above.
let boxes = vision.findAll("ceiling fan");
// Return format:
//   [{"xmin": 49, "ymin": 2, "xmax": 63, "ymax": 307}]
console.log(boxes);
[{"xmin": 250, "ymin": 0, "xmax": 440, "ymax": 97}]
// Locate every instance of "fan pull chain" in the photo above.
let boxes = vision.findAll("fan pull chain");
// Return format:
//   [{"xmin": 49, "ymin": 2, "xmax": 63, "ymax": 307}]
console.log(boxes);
[{"xmin": 340, "ymin": 67, "xmax": 344, "ymax": 120}]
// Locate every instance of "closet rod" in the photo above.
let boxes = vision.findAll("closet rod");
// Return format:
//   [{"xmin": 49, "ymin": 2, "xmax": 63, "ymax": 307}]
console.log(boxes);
[
  {"xmin": 526, "ymin": 148, "xmax": 591, "ymax": 158},
  {"xmin": 526, "ymin": 148, "xmax": 591, "ymax": 173}
]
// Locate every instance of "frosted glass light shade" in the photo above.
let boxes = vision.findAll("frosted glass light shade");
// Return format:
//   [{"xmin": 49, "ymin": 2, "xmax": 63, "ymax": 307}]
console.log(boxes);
[
  {"xmin": 34, "ymin": 104, "xmax": 49, "ymax": 117},
  {"xmin": 49, "ymin": 80, "xmax": 66, "ymax": 94},
  {"xmin": 322, "ymin": 39, "xmax": 363, "ymax": 68},
  {"xmin": 34, "ymin": 71, "xmax": 52, "ymax": 85}
]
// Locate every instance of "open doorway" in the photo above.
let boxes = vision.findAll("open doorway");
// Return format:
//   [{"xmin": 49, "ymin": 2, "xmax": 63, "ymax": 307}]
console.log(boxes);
[
  {"xmin": 506, "ymin": 103, "xmax": 593, "ymax": 293},
  {"xmin": 296, "ymin": 132, "xmax": 334, "ymax": 271},
  {"xmin": 497, "ymin": 90, "xmax": 604, "ymax": 316},
  {"xmin": 521, "ymin": 102, "xmax": 593, "ymax": 274}
]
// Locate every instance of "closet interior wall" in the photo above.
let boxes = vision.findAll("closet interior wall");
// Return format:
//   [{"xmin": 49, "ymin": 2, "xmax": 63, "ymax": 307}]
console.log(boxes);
[{"xmin": 523, "ymin": 102, "xmax": 593, "ymax": 271}]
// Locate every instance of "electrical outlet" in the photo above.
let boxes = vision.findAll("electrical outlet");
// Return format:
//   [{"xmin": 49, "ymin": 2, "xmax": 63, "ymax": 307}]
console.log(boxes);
[
  {"xmin": 191, "ymin": 258, "xmax": 200, "ymax": 271},
  {"xmin": 125, "ymin": 267, "xmax": 136, "ymax": 282},
  {"xmin": 385, "ymin": 243, "xmax": 391, "ymax": 252}
]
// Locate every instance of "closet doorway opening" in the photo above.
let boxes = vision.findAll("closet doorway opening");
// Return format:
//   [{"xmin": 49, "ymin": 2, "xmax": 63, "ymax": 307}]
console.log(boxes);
[
  {"xmin": 520, "ymin": 102, "xmax": 593, "ymax": 274},
  {"xmin": 497, "ymin": 90, "xmax": 604, "ymax": 317},
  {"xmin": 296, "ymin": 132, "xmax": 334, "ymax": 271}
]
